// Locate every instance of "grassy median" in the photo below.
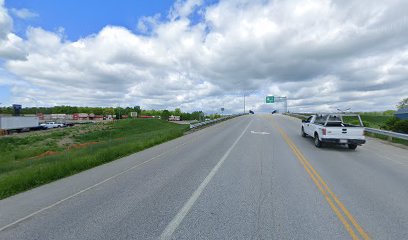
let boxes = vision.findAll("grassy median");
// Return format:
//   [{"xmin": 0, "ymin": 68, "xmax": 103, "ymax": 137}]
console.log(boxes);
[{"xmin": 0, "ymin": 119, "xmax": 189, "ymax": 199}]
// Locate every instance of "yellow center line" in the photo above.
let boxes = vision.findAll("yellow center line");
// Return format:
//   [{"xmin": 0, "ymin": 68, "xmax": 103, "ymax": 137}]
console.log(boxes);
[
  {"xmin": 269, "ymin": 116, "xmax": 370, "ymax": 240},
  {"xmin": 289, "ymin": 135, "xmax": 370, "ymax": 240}
]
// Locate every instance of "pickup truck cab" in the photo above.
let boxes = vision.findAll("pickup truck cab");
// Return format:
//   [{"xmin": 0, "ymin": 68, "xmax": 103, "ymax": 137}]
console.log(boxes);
[
  {"xmin": 301, "ymin": 113, "xmax": 366, "ymax": 149},
  {"xmin": 40, "ymin": 122, "xmax": 64, "ymax": 129}
]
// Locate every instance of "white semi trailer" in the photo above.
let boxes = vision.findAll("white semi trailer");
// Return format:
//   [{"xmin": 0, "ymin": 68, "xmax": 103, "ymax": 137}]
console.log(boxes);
[{"xmin": 0, "ymin": 116, "xmax": 40, "ymax": 132}]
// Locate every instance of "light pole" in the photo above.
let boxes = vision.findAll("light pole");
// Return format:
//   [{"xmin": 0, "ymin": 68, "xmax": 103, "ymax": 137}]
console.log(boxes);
[
  {"xmin": 242, "ymin": 90, "xmax": 256, "ymax": 114},
  {"xmin": 243, "ymin": 94, "xmax": 246, "ymax": 114}
]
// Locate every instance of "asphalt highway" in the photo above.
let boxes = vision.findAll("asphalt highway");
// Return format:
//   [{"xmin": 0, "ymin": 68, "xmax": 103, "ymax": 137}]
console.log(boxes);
[{"xmin": 0, "ymin": 114, "xmax": 407, "ymax": 239}]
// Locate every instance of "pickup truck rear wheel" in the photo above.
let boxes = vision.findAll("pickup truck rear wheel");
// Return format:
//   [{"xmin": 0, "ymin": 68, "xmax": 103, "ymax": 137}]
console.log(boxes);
[
  {"xmin": 301, "ymin": 127, "xmax": 307, "ymax": 137},
  {"xmin": 348, "ymin": 144, "xmax": 357, "ymax": 150},
  {"xmin": 314, "ymin": 133, "xmax": 322, "ymax": 148}
]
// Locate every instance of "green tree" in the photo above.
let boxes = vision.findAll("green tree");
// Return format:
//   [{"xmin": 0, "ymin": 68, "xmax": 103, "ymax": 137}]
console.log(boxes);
[
  {"xmin": 191, "ymin": 111, "xmax": 204, "ymax": 121},
  {"xmin": 397, "ymin": 98, "xmax": 408, "ymax": 109},
  {"xmin": 114, "ymin": 107, "xmax": 125, "ymax": 119},
  {"xmin": 134, "ymin": 106, "xmax": 142, "ymax": 116},
  {"xmin": 103, "ymin": 108, "xmax": 115, "ymax": 115},
  {"xmin": 161, "ymin": 110, "xmax": 170, "ymax": 121},
  {"xmin": 174, "ymin": 108, "xmax": 182, "ymax": 116},
  {"xmin": 93, "ymin": 107, "xmax": 104, "ymax": 115},
  {"xmin": 383, "ymin": 110, "xmax": 395, "ymax": 116}
]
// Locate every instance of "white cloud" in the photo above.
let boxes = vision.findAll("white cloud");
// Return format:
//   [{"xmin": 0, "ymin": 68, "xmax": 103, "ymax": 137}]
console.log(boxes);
[
  {"xmin": 10, "ymin": 8, "xmax": 38, "ymax": 19},
  {"xmin": 169, "ymin": 0, "xmax": 203, "ymax": 20},
  {"xmin": 0, "ymin": 0, "xmax": 12, "ymax": 40},
  {"xmin": 0, "ymin": 1, "xmax": 27, "ymax": 60},
  {"xmin": 0, "ymin": 0, "xmax": 408, "ymax": 113}
]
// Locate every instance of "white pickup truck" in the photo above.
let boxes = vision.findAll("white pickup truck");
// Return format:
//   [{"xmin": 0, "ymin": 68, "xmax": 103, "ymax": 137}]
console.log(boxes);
[
  {"xmin": 40, "ymin": 122, "xmax": 64, "ymax": 129},
  {"xmin": 301, "ymin": 113, "xmax": 366, "ymax": 149}
]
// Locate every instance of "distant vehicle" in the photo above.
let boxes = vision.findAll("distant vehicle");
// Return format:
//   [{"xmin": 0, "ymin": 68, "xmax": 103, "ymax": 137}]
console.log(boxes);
[
  {"xmin": 301, "ymin": 113, "xmax": 366, "ymax": 149},
  {"xmin": 249, "ymin": 110, "xmax": 254, "ymax": 114},
  {"xmin": 169, "ymin": 115, "xmax": 181, "ymax": 121},
  {"xmin": 29, "ymin": 125, "xmax": 47, "ymax": 131},
  {"xmin": 63, "ymin": 122, "xmax": 75, "ymax": 127},
  {"xmin": 271, "ymin": 110, "xmax": 277, "ymax": 114},
  {"xmin": 0, "ymin": 116, "xmax": 40, "ymax": 133},
  {"xmin": 40, "ymin": 122, "xmax": 64, "ymax": 129}
]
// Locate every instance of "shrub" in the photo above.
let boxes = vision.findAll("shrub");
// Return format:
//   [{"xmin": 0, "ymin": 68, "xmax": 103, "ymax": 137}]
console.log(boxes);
[{"xmin": 392, "ymin": 120, "xmax": 408, "ymax": 134}]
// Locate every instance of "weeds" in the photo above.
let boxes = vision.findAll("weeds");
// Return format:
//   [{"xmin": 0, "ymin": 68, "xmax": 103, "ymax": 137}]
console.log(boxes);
[{"xmin": 0, "ymin": 119, "xmax": 188, "ymax": 199}]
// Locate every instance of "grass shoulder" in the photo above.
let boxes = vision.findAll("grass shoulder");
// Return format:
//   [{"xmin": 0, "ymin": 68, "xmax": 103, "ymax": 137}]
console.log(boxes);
[{"xmin": 0, "ymin": 119, "xmax": 189, "ymax": 199}]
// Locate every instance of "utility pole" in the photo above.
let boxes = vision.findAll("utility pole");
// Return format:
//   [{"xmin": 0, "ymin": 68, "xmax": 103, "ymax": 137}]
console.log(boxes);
[{"xmin": 243, "ymin": 94, "xmax": 246, "ymax": 114}]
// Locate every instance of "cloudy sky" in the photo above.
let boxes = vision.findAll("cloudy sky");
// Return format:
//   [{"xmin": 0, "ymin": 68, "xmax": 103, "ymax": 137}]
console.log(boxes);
[{"xmin": 0, "ymin": 0, "xmax": 407, "ymax": 113}]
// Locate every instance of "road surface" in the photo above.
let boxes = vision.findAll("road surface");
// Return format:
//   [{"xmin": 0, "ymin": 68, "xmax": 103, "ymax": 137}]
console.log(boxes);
[{"xmin": 0, "ymin": 114, "xmax": 407, "ymax": 239}]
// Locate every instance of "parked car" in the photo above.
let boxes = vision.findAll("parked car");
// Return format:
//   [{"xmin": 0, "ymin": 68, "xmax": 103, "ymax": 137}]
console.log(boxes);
[
  {"xmin": 40, "ymin": 122, "xmax": 64, "ymax": 129},
  {"xmin": 301, "ymin": 113, "xmax": 366, "ymax": 149},
  {"xmin": 63, "ymin": 122, "xmax": 75, "ymax": 127},
  {"xmin": 30, "ymin": 125, "xmax": 47, "ymax": 131},
  {"xmin": 271, "ymin": 110, "xmax": 277, "ymax": 114},
  {"xmin": 249, "ymin": 110, "xmax": 254, "ymax": 114}
]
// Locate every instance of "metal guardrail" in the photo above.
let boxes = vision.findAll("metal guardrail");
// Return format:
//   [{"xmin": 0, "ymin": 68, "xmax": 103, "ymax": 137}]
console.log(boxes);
[
  {"xmin": 286, "ymin": 113, "xmax": 309, "ymax": 119},
  {"xmin": 285, "ymin": 113, "xmax": 408, "ymax": 141},
  {"xmin": 364, "ymin": 128, "xmax": 408, "ymax": 141},
  {"xmin": 189, "ymin": 113, "xmax": 248, "ymax": 129}
]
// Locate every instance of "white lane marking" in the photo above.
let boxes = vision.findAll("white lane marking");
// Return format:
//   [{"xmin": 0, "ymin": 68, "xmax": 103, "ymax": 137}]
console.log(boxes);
[
  {"xmin": 159, "ymin": 119, "xmax": 253, "ymax": 240},
  {"xmin": 250, "ymin": 130, "xmax": 270, "ymax": 135},
  {"xmin": 0, "ymin": 138, "xmax": 196, "ymax": 232},
  {"xmin": 0, "ymin": 116, "xmax": 246, "ymax": 232}
]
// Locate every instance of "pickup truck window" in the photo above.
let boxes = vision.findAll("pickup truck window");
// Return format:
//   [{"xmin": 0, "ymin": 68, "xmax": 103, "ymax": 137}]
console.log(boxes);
[
  {"xmin": 325, "ymin": 121, "xmax": 343, "ymax": 127},
  {"xmin": 315, "ymin": 115, "xmax": 327, "ymax": 125}
]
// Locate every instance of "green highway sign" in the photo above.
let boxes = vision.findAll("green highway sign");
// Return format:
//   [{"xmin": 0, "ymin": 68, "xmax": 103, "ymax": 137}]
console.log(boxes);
[{"xmin": 266, "ymin": 96, "xmax": 275, "ymax": 103}]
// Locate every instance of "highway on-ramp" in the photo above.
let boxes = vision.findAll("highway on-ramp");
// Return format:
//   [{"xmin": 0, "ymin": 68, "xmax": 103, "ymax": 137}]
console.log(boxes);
[{"xmin": 0, "ymin": 114, "xmax": 407, "ymax": 239}]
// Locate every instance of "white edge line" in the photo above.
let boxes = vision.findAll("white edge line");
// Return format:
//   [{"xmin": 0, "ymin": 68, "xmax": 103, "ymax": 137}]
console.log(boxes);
[
  {"xmin": 0, "ymin": 140, "xmax": 190, "ymax": 232},
  {"xmin": 159, "ymin": 119, "xmax": 253, "ymax": 240},
  {"xmin": 0, "ymin": 115, "xmax": 244, "ymax": 232}
]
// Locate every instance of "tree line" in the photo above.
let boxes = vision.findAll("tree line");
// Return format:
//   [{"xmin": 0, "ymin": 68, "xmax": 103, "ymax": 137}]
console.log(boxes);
[{"xmin": 0, "ymin": 105, "xmax": 221, "ymax": 121}]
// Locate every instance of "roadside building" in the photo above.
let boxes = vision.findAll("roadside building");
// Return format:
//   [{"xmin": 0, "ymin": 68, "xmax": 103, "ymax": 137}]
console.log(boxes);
[
  {"xmin": 73, "ymin": 113, "xmax": 89, "ymax": 120},
  {"xmin": 395, "ymin": 108, "xmax": 408, "ymax": 120}
]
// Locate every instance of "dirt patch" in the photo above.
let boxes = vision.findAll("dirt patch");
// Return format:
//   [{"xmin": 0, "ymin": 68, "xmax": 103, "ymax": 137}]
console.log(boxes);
[
  {"xmin": 68, "ymin": 142, "xmax": 98, "ymax": 150},
  {"xmin": 29, "ymin": 141, "xmax": 99, "ymax": 160},
  {"xmin": 32, "ymin": 151, "xmax": 59, "ymax": 159}
]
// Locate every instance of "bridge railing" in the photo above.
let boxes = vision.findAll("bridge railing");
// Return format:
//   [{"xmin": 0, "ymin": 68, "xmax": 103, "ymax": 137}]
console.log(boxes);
[
  {"xmin": 190, "ymin": 113, "xmax": 248, "ymax": 129},
  {"xmin": 364, "ymin": 128, "xmax": 408, "ymax": 141}
]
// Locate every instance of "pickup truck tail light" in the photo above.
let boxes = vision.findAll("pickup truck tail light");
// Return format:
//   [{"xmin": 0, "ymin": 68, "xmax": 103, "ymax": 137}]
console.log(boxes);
[{"xmin": 322, "ymin": 128, "xmax": 327, "ymax": 135}]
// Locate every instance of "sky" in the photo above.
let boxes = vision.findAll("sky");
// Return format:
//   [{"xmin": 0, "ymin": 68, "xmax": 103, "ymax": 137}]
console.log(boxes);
[{"xmin": 0, "ymin": 0, "xmax": 407, "ymax": 113}]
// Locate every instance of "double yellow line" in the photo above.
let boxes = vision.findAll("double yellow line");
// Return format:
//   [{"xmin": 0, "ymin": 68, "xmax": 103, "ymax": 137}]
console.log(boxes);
[{"xmin": 273, "ymin": 120, "xmax": 370, "ymax": 240}]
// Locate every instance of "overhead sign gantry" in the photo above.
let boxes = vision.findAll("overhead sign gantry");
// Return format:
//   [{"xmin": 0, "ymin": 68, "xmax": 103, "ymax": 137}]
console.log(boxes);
[{"xmin": 265, "ymin": 96, "xmax": 287, "ymax": 113}]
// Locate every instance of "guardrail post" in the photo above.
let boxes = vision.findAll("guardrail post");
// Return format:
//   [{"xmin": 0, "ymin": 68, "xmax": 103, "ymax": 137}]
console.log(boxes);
[{"xmin": 388, "ymin": 136, "xmax": 393, "ymax": 141}]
